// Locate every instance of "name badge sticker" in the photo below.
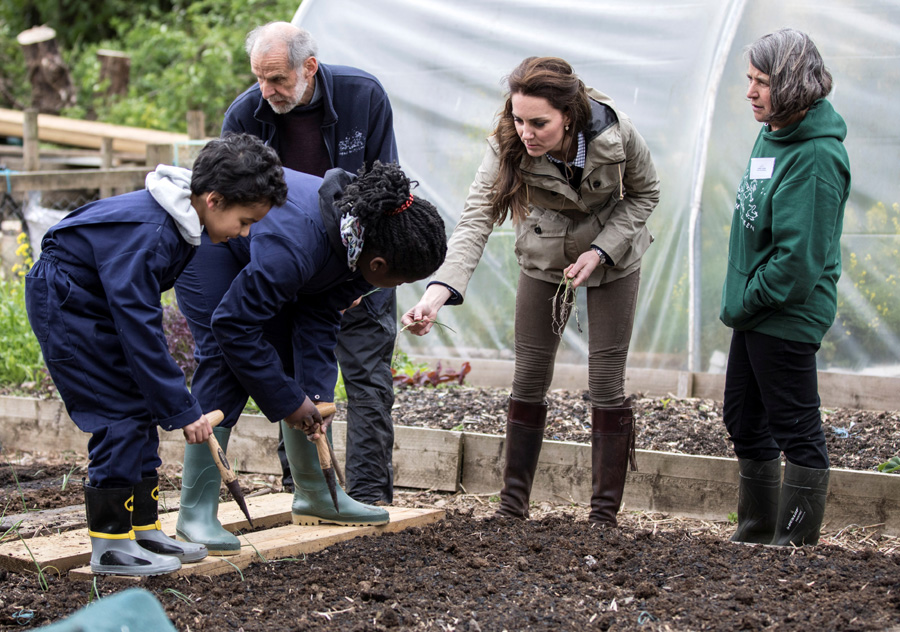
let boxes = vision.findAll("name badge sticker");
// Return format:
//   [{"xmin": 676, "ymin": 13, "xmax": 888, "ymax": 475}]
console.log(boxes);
[{"xmin": 750, "ymin": 157, "xmax": 775, "ymax": 180}]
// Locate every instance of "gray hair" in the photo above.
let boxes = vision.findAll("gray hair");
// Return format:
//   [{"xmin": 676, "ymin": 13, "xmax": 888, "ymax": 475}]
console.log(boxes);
[
  {"xmin": 245, "ymin": 22, "xmax": 318, "ymax": 69},
  {"xmin": 746, "ymin": 28, "xmax": 832, "ymax": 123}
]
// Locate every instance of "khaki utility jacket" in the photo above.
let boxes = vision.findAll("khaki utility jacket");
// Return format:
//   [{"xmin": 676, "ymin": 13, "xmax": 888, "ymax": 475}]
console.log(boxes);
[{"xmin": 433, "ymin": 88, "xmax": 659, "ymax": 300}]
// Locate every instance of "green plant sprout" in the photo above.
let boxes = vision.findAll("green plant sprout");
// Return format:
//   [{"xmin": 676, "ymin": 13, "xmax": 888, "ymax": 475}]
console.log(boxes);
[
  {"xmin": 398, "ymin": 318, "xmax": 457, "ymax": 335},
  {"xmin": 240, "ymin": 532, "xmax": 267, "ymax": 564},
  {"xmin": 16, "ymin": 532, "xmax": 52, "ymax": 590},
  {"xmin": 162, "ymin": 588, "xmax": 194, "ymax": 605},
  {"xmin": 60, "ymin": 463, "xmax": 81, "ymax": 492},
  {"xmin": 7, "ymin": 464, "xmax": 29, "ymax": 513},
  {"xmin": 727, "ymin": 512, "xmax": 738, "ymax": 524},
  {"xmin": 88, "ymin": 577, "xmax": 101, "ymax": 604},
  {"xmin": 219, "ymin": 556, "xmax": 246, "ymax": 581}
]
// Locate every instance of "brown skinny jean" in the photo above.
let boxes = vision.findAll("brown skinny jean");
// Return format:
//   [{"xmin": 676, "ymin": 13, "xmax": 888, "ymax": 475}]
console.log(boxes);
[{"xmin": 511, "ymin": 269, "xmax": 641, "ymax": 408}]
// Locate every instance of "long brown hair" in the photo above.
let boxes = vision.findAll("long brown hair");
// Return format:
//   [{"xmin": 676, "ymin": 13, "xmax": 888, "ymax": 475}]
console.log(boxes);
[{"xmin": 490, "ymin": 57, "xmax": 591, "ymax": 224}]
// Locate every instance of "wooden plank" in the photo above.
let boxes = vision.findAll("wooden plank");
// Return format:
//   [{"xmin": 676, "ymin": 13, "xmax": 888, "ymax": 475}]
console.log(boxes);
[
  {"xmin": 0, "ymin": 108, "xmax": 188, "ymax": 154},
  {"xmin": 372, "ymin": 426, "xmax": 461, "ymax": 492},
  {"xmin": 66, "ymin": 507, "xmax": 444, "ymax": 581},
  {"xmin": 0, "ymin": 167, "xmax": 150, "ymax": 194},
  {"xmin": 691, "ymin": 372, "xmax": 727, "ymax": 401}
]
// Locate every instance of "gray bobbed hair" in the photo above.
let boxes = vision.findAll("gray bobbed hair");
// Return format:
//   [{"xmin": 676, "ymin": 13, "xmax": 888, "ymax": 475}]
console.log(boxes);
[{"xmin": 746, "ymin": 28, "xmax": 833, "ymax": 123}]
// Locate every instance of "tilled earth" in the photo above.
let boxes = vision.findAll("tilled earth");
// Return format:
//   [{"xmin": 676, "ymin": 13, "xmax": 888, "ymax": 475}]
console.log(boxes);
[{"xmin": 1, "ymin": 387, "xmax": 900, "ymax": 631}]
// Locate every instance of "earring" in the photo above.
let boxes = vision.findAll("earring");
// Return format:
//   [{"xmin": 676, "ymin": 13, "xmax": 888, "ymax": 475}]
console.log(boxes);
[{"xmin": 565, "ymin": 124, "xmax": 569, "ymax": 131}]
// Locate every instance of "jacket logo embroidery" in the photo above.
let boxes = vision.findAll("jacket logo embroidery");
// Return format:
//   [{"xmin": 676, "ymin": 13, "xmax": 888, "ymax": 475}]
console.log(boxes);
[{"xmin": 338, "ymin": 130, "xmax": 366, "ymax": 157}]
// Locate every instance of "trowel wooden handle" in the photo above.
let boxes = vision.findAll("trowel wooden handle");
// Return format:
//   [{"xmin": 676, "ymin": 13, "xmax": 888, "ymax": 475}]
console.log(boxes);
[
  {"xmin": 206, "ymin": 410, "xmax": 225, "ymax": 428},
  {"xmin": 313, "ymin": 402, "xmax": 345, "ymax": 486},
  {"xmin": 316, "ymin": 402, "xmax": 337, "ymax": 418},
  {"xmin": 203, "ymin": 410, "xmax": 236, "ymax": 484}
]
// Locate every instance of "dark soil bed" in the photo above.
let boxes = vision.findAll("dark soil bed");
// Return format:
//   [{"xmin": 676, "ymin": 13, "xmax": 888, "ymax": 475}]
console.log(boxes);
[{"xmin": 2, "ymin": 387, "xmax": 900, "ymax": 630}]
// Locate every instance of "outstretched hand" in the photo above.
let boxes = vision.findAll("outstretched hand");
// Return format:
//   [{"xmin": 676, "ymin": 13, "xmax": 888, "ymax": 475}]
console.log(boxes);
[{"xmin": 401, "ymin": 284, "xmax": 452, "ymax": 336}]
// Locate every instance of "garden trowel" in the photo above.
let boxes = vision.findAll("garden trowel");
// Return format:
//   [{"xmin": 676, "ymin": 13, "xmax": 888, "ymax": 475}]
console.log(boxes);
[
  {"xmin": 312, "ymin": 402, "xmax": 344, "ymax": 512},
  {"xmin": 204, "ymin": 410, "xmax": 253, "ymax": 527}
]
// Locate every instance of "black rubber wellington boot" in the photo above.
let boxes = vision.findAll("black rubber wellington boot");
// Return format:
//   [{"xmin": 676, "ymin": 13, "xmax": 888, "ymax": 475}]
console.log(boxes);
[
  {"xmin": 133, "ymin": 475, "xmax": 207, "ymax": 563},
  {"xmin": 84, "ymin": 482, "xmax": 181, "ymax": 576},
  {"xmin": 770, "ymin": 462, "xmax": 830, "ymax": 546},
  {"xmin": 495, "ymin": 398, "xmax": 548, "ymax": 519},
  {"xmin": 730, "ymin": 457, "xmax": 782, "ymax": 544}
]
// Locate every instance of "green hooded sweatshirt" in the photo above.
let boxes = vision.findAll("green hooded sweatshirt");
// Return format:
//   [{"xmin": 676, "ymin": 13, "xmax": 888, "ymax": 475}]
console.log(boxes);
[{"xmin": 719, "ymin": 98, "xmax": 851, "ymax": 344}]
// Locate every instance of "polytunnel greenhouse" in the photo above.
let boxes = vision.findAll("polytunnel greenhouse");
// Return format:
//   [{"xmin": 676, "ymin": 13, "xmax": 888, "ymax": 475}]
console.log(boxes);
[{"xmin": 295, "ymin": 0, "xmax": 900, "ymax": 377}]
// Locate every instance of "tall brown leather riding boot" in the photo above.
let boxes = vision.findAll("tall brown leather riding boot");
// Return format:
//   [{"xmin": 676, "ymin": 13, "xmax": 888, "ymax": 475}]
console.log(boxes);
[
  {"xmin": 495, "ymin": 398, "xmax": 548, "ymax": 519},
  {"xmin": 589, "ymin": 398, "xmax": 638, "ymax": 526}
]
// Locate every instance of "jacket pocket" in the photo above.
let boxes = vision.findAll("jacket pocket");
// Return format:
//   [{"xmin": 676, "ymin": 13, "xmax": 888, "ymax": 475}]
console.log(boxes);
[
  {"xmin": 25, "ymin": 275, "xmax": 50, "ymax": 343},
  {"xmin": 515, "ymin": 208, "xmax": 571, "ymax": 273}
]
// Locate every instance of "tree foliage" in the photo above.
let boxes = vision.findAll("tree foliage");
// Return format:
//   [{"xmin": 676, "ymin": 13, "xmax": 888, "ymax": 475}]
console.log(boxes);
[{"xmin": 0, "ymin": 0, "xmax": 300, "ymax": 132}]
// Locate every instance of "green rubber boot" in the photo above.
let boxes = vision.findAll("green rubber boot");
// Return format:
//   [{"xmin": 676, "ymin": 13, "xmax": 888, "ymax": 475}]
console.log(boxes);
[
  {"xmin": 175, "ymin": 427, "xmax": 241, "ymax": 555},
  {"xmin": 281, "ymin": 421, "xmax": 389, "ymax": 526}
]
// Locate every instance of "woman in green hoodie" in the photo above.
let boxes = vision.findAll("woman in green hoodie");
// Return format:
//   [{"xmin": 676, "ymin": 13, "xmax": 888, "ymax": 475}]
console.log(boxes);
[{"xmin": 720, "ymin": 29, "xmax": 851, "ymax": 547}]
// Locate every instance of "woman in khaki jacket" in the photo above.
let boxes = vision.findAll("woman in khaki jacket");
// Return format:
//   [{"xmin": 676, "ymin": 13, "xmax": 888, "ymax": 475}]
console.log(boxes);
[{"xmin": 402, "ymin": 56, "xmax": 659, "ymax": 525}]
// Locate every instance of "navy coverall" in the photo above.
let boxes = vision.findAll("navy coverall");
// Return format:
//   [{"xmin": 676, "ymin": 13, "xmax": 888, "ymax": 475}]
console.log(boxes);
[
  {"xmin": 174, "ymin": 169, "xmax": 372, "ymax": 433},
  {"xmin": 25, "ymin": 192, "xmax": 202, "ymax": 486}
]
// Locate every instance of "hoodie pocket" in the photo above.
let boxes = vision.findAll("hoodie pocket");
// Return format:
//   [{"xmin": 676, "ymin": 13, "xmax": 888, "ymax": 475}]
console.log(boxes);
[{"xmin": 720, "ymin": 260, "xmax": 773, "ymax": 330}]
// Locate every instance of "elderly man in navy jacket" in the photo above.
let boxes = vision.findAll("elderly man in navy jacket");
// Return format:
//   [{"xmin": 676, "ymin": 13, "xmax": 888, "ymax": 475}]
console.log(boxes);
[{"xmin": 218, "ymin": 22, "xmax": 398, "ymax": 505}]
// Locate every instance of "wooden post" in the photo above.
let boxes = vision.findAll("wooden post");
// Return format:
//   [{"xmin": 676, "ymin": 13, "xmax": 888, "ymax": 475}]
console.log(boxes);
[
  {"xmin": 16, "ymin": 25, "xmax": 76, "ymax": 114},
  {"xmin": 186, "ymin": 110, "xmax": 206, "ymax": 140},
  {"xmin": 96, "ymin": 49, "xmax": 131, "ymax": 98},
  {"xmin": 23, "ymin": 109, "xmax": 39, "ymax": 172},
  {"xmin": 99, "ymin": 137, "xmax": 114, "ymax": 199},
  {"xmin": 145, "ymin": 143, "xmax": 173, "ymax": 168}
]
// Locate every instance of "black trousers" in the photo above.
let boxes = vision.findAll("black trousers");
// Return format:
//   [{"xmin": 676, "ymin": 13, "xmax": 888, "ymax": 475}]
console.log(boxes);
[
  {"xmin": 723, "ymin": 330, "xmax": 829, "ymax": 469},
  {"xmin": 279, "ymin": 289, "xmax": 396, "ymax": 504}
]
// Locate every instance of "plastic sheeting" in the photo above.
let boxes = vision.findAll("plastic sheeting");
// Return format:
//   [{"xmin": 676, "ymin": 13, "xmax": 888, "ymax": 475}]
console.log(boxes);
[{"xmin": 294, "ymin": 0, "xmax": 900, "ymax": 376}]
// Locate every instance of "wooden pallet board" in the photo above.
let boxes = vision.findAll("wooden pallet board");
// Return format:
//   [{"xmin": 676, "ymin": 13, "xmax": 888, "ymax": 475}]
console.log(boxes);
[
  {"xmin": 0, "ymin": 492, "xmax": 443, "ymax": 579},
  {"xmin": 68, "ymin": 506, "xmax": 443, "ymax": 581},
  {"xmin": 0, "ymin": 493, "xmax": 289, "ymax": 574}
]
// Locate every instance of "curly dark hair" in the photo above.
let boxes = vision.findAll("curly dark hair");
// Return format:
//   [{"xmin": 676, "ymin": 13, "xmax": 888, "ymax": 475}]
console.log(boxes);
[
  {"xmin": 337, "ymin": 161, "xmax": 446, "ymax": 278},
  {"xmin": 190, "ymin": 133, "xmax": 287, "ymax": 208}
]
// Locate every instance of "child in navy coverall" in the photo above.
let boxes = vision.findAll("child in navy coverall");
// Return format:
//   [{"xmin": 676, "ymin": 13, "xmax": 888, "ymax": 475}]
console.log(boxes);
[
  {"xmin": 24, "ymin": 134, "xmax": 287, "ymax": 576},
  {"xmin": 173, "ymin": 161, "xmax": 447, "ymax": 555}
]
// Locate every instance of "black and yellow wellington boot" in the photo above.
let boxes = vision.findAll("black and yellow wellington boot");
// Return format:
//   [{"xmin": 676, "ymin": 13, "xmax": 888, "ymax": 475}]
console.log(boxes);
[
  {"xmin": 175, "ymin": 427, "xmax": 241, "ymax": 555},
  {"xmin": 84, "ymin": 482, "xmax": 181, "ymax": 576},
  {"xmin": 281, "ymin": 421, "xmax": 389, "ymax": 526},
  {"xmin": 133, "ymin": 475, "xmax": 207, "ymax": 563}
]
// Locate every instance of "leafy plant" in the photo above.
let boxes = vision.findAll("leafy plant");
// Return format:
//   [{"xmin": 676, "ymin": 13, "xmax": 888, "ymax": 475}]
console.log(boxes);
[
  {"xmin": 391, "ymin": 358, "xmax": 471, "ymax": 389},
  {"xmin": 727, "ymin": 512, "xmax": 738, "ymax": 524},
  {"xmin": 162, "ymin": 301, "xmax": 197, "ymax": 385},
  {"xmin": 0, "ymin": 233, "xmax": 44, "ymax": 387},
  {"xmin": 877, "ymin": 457, "xmax": 900, "ymax": 474}
]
